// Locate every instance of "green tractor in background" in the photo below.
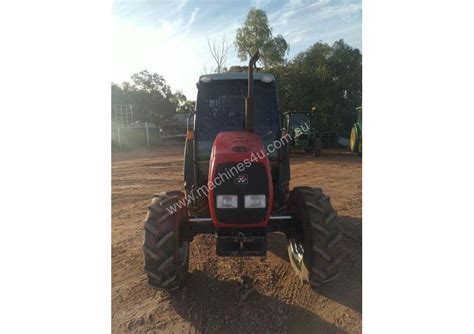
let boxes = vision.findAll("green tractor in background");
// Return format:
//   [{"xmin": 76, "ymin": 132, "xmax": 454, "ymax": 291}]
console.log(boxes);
[
  {"xmin": 350, "ymin": 106, "xmax": 362, "ymax": 157},
  {"xmin": 283, "ymin": 110, "xmax": 322, "ymax": 157}
]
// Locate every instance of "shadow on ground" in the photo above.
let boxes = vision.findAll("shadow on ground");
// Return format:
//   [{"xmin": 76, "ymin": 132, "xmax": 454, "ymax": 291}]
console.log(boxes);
[
  {"xmin": 169, "ymin": 271, "xmax": 339, "ymax": 334},
  {"xmin": 267, "ymin": 215, "xmax": 362, "ymax": 313},
  {"xmin": 290, "ymin": 148, "xmax": 361, "ymax": 163},
  {"xmin": 316, "ymin": 215, "xmax": 362, "ymax": 313}
]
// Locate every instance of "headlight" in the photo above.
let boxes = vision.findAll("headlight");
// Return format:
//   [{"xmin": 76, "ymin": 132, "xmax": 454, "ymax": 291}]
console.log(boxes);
[
  {"xmin": 216, "ymin": 195, "xmax": 238, "ymax": 209},
  {"xmin": 244, "ymin": 194, "xmax": 266, "ymax": 208}
]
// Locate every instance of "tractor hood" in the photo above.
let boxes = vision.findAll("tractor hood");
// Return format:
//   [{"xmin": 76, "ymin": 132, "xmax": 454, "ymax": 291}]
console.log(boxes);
[{"xmin": 207, "ymin": 131, "xmax": 273, "ymax": 228}]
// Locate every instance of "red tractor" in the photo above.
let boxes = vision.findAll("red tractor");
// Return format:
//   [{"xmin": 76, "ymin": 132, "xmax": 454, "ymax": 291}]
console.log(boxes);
[{"xmin": 143, "ymin": 53, "xmax": 343, "ymax": 290}]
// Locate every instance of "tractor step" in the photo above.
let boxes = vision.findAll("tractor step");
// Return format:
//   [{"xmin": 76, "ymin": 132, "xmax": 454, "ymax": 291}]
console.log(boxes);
[{"xmin": 215, "ymin": 229, "xmax": 267, "ymax": 257}]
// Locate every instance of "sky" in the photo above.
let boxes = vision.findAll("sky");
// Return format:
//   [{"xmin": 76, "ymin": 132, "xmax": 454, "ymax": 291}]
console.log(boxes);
[{"xmin": 112, "ymin": 0, "xmax": 361, "ymax": 100}]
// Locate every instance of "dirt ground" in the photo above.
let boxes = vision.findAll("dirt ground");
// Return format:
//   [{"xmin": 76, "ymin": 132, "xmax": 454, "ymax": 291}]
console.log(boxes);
[{"xmin": 112, "ymin": 145, "xmax": 362, "ymax": 333}]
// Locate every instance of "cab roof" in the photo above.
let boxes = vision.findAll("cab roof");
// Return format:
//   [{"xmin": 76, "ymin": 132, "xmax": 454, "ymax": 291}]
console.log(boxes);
[{"xmin": 198, "ymin": 72, "xmax": 275, "ymax": 82}]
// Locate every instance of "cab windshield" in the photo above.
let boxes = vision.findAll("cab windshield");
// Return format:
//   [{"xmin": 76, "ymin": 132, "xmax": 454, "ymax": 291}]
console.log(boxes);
[
  {"xmin": 289, "ymin": 113, "xmax": 310, "ymax": 130},
  {"xmin": 195, "ymin": 80, "xmax": 279, "ymax": 142}
]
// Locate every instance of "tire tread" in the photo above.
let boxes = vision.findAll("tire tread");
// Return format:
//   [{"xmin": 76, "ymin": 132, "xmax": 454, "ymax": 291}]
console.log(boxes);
[
  {"xmin": 143, "ymin": 192, "xmax": 188, "ymax": 291},
  {"xmin": 287, "ymin": 187, "xmax": 344, "ymax": 286}
]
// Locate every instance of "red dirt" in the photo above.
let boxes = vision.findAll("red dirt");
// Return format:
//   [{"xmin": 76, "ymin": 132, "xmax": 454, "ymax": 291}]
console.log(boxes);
[{"xmin": 112, "ymin": 146, "xmax": 362, "ymax": 333}]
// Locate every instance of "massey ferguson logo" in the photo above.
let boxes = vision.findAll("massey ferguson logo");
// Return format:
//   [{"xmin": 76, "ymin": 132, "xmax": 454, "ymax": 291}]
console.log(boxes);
[{"xmin": 234, "ymin": 174, "xmax": 248, "ymax": 184}]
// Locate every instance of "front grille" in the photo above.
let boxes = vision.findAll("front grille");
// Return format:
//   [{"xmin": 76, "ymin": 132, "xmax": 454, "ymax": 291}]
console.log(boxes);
[{"xmin": 213, "ymin": 162, "xmax": 269, "ymax": 224}]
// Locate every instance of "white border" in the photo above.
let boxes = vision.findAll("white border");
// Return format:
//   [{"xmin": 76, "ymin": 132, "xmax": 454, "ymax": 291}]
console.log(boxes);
[
  {"xmin": 0, "ymin": 1, "xmax": 111, "ymax": 333},
  {"xmin": 365, "ymin": 0, "xmax": 474, "ymax": 332},
  {"xmin": 1, "ymin": 0, "xmax": 474, "ymax": 332}
]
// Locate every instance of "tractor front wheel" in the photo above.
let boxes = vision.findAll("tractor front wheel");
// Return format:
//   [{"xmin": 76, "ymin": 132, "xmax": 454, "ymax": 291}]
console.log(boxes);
[
  {"xmin": 287, "ymin": 187, "xmax": 343, "ymax": 286},
  {"xmin": 143, "ymin": 191, "xmax": 189, "ymax": 291}
]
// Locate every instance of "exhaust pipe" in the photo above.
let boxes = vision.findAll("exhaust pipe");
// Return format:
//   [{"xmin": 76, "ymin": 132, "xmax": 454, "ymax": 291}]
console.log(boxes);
[{"xmin": 245, "ymin": 51, "xmax": 260, "ymax": 131}]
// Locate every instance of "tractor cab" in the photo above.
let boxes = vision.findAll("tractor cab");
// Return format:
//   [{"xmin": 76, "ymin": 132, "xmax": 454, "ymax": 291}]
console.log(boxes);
[
  {"xmin": 194, "ymin": 72, "xmax": 281, "ymax": 161},
  {"xmin": 286, "ymin": 111, "xmax": 312, "ymax": 131},
  {"xmin": 356, "ymin": 106, "xmax": 362, "ymax": 127},
  {"xmin": 283, "ymin": 110, "xmax": 322, "ymax": 157},
  {"xmin": 185, "ymin": 71, "xmax": 291, "ymax": 215}
]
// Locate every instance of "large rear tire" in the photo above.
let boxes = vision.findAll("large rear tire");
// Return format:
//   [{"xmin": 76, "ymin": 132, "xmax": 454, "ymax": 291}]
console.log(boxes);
[
  {"xmin": 350, "ymin": 127, "xmax": 359, "ymax": 153},
  {"xmin": 287, "ymin": 187, "xmax": 343, "ymax": 286},
  {"xmin": 143, "ymin": 191, "xmax": 189, "ymax": 291}
]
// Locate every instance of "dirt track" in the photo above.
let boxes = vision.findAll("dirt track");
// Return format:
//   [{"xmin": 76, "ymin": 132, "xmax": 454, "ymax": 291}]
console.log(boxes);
[{"xmin": 112, "ymin": 146, "xmax": 362, "ymax": 333}]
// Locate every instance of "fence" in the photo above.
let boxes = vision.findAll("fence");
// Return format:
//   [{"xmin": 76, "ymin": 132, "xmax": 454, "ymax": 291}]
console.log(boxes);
[{"xmin": 112, "ymin": 123, "xmax": 162, "ymax": 149}]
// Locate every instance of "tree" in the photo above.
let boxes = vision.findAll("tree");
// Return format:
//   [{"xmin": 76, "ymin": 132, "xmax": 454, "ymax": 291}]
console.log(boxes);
[
  {"xmin": 177, "ymin": 100, "xmax": 195, "ymax": 114},
  {"xmin": 207, "ymin": 36, "xmax": 231, "ymax": 73},
  {"xmin": 235, "ymin": 7, "xmax": 289, "ymax": 68},
  {"xmin": 172, "ymin": 91, "xmax": 194, "ymax": 114},
  {"xmin": 111, "ymin": 70, "xmax": 193, "ymax": 126},
  {"xmin": 271, "ymin": 40, "xmax": 362, "ymax": 135},
  {"xmin": 130, "ymin": 70, "xmax": 172, "ymax": 98}
]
